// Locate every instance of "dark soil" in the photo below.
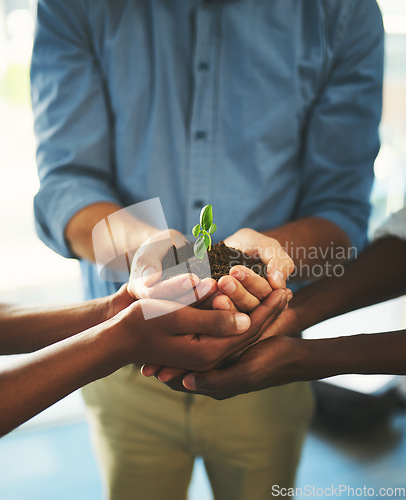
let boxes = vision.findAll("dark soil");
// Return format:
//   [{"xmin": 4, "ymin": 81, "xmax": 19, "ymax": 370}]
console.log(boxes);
[{"xmin": 161, "ymin": 241, "xmax": 267, "ymax": 282}]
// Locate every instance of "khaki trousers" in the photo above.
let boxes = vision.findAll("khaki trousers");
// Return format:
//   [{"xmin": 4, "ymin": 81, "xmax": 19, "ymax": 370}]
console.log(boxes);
[{"xmin": 82, "ymin": 364, "xmax": 314, "ymax": 500}]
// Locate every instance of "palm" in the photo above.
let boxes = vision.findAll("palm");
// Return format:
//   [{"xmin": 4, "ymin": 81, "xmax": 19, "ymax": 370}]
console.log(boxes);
[{"xmin": 258, "ymin": 306, "xmax": 301, "ymax": 340}]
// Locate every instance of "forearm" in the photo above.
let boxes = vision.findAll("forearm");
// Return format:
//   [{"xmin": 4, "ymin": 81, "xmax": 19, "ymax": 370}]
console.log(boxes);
[
  {"xmin": 292, "ymin": 237, "xmax": 406, "ymax": 331},
  {"xmin": 0, "ymin": 298, "xmax": 110, "ymax": 354},
  {"xmin": 296, "ymin": 330, "xmax": 406, "ymax": 382},
  {"xmin": 65, "ymin": 202, "xmax": 157, "ymax": 262},
  {"xmin": 0, "ymin": 319, "xmax": 125, "ymax": 437},
  {"xmin": 264, "ymin": 216, "xmax": 351, "ymax": 278}
]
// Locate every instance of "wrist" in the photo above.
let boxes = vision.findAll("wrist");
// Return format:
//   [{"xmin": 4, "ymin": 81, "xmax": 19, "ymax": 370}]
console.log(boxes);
[
  {"xmin": 299, "ymin": 337, "xmax": 346, "ymax": 381},
  {"xmin": 91, "ymin": 315, "xmax": 133, "ymax": 374},
  {"xmin": 91, "ymin": 295, "xmax": 114, "ymax": 324},
  {"xmin": 271, "ymin": 337, "xmax": 313, "ymax": 384},
  {"xmin": 288, "ymin": 284, "xmax": 329, "ymax": 333},
  {"xmin": 107, "ymin": 302, "xmax": 143, "ymax": 366}
]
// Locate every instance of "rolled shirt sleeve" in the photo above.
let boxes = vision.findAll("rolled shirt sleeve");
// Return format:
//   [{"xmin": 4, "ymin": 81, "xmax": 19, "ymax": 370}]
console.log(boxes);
[
  {"xmin": 31, "ymin": 0, "xmax": 121, "ymax": 258},
  {"xmin": 296, "ymin": 0, "xmax": 384, "ymax": 251}
]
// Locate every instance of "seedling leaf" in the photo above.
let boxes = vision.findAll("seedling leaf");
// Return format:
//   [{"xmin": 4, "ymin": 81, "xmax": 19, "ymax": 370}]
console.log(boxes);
[
  {"xmin": 200, "ymin": 205, "xmax": 213, "ymax": 231},
  {"xmin": 192, "ymin": 224, "xmax": 200, "ymax": 238},
  {"xmin": 192, "ymin": 204, "xmax": 217, "ymax": 258},
  {"xmin": 203, "ymin": 233, "xmax": 210, "ymax": 249},
  {"xmin": 194, "ymin": 235, "xmax": 207, "ymax": 260}
]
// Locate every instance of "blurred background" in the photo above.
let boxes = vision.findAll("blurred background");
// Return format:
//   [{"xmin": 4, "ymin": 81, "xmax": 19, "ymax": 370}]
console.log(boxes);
[{"xmin": 0, "ymin": 0, "xmax": 405, "ymax": 498}]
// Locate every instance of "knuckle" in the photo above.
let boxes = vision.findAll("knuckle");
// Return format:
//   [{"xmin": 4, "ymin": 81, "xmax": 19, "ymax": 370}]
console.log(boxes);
[{"xmin": 287, "ymin": 258, "xmax": 295, "ymax": 274}]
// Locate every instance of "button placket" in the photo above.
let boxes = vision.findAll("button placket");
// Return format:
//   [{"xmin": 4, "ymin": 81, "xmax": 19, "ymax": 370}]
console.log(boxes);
[{"xmin": 186, "ymin": 5, "xmax": 218, "ymax": 233}]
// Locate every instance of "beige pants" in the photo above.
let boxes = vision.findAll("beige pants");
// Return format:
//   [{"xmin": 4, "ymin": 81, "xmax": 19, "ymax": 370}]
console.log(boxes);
[{"xmin": 82, "ymin": 364, "xmax": 314, "ymax": 500}]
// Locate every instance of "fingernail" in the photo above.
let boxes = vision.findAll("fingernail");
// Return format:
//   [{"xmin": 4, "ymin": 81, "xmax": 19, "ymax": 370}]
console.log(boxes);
[
  {"xmin": 231, "ymin": 268, "xmax": 245, "ymax": 280},
  {"xmin": 221, "ymin": 279, "xmax": 236, "ymax": 294},
  {"xmin": 183, "ymin": 374, "xmax": 197, "ymax": 391},
  {"xmin": 271, "ymin": 270, "xmax": 284, "ymax": 288},
  {"xmin": 141, "ymin": 365, "xmax": 153, "ymax": 377},
  {"xmin": 142, "ymin": 267, "xmax": 156, "ymax": 284},
  {"xmin": 287, "ymin": 291, "xmax": 293, "ymax": 302},
  {"xmin": 235, "ymin": 313, "xmax": 250, "ymax": 331}
]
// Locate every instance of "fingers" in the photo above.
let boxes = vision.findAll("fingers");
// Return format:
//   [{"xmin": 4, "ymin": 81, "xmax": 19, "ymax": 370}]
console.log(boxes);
[
  {"xmin": 129, "ymin": 229, "xmax": 189, "ymax": 296},
  {"xmin": 225, "ymin": 229, "xmax": 294, "ymax": 289},
  {"xmin": 129, "ymin": 272, "xmax": 200, "ymax": 301},
  {"xmin": 230, "ymin": 265, "xmax": 273, "ymax": 300},
  {"xmin": 212, "ymin": 294, "xmax": 238, "ymax": 312},
  {"xmin": 182, "ymin": 362, "xmax": 247, "ymax": 399},
  {"xmin": 141, "ymin": 364, "xmax": 161, "ymax": 377},
  {"xmin": 131, "ymin": 240, "xmax": 167, "ymax": 287},
  {"xmin": 215, "ymin": 266, "xmax": 274, "ymax": 315},
  {"xmin": 243, "ymin": 288, "xmax": 287, "ymax": 341},
  {"xmin": 167, "ymin": 306, "xmax": 252, "ymax": 336},
  {"xmin": 254, "ymin": 289, "xmax": 291, "ymax": 340},
  {"xmin": 198, "ymin": 290, "xmax": 222, "ymax": 310},
  {"xmin": 156, "ymin": 367, "xmax": 187, "ymax": 382},
  {"xmin": 266, "ymin": 253, "xmax": 295, "ymax": 289},
  {"xmin": 175, "ymin": 278, "xmax": 217, "ymax": 306},
  {"xmin": 141, "ymin": 364, "xmax": 187, "ymax": 383},
  {"xmin": 208, "ymin": 290, "xmax": 288, "ymax": 365},
  {"xmin": 217, "ymin": 275, "xmax": 260, "ymax": 313}
]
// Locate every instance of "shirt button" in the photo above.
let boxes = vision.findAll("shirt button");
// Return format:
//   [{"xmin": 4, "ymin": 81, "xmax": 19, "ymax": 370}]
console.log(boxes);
[
  {"xmin": 195, "ymin": 130, "xmax": 207, "ymax": 141},
  {"xmin": 193, "ymin": 200, "xmax": 205, "ymax": 209},
  {"xmin": 197, "ymin": 61, "xmax": 210, "ymax": 72}
]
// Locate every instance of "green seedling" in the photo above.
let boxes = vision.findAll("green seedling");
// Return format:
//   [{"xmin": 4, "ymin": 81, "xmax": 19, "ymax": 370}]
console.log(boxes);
[{"xmin": 192, "ymin": 204, "xmax": 217, "ymax": 259}]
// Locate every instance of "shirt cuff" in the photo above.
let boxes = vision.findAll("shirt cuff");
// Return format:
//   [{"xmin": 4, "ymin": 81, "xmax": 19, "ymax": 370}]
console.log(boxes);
[
  {"xmin": 309, "ymin": 209, "xmax": 369, "ymax": 252},
  {"xmin": 34, "ymin": 177, "xmax": 122, "ymax": 259}
]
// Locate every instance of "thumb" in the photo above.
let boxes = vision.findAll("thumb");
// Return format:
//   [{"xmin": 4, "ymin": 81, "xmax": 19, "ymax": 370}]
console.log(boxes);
[
  {"xmin": 141, "ymin": 230, "xmax": 189, "ymax": 287},
  {"xmin": 182, "ymin": 364, "xmax": 246, "ymax": 399}
]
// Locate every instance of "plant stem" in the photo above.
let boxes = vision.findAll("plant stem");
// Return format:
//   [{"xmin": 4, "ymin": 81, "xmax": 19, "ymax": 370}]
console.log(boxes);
[{"xmin": 206, "ymin": 232, "xmax": 212, "ymax": 251}]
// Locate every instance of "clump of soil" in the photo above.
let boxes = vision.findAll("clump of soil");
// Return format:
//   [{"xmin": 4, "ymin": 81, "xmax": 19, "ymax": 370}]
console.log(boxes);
[{"xmin": 161, "ymin": 241, "xmax": 267, "ymax": 282}]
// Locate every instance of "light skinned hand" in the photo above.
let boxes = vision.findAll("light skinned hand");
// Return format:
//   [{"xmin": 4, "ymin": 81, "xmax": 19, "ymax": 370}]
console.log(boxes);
[
  {"xmin": 225, "ymin": 228, "xmax": 295, "ymax": 289},
  {"xmin": 217, "ymin": 265, "xmax": 274, "ymax": 312},
  {"xmin": 127, "ymin": 229, "xmax": 215, "ymax": 305}
]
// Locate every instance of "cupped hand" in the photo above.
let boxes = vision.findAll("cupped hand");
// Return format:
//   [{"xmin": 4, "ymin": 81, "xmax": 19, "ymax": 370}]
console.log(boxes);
[
  {"xmin": 142, "ymin": 287, "xmax": 290, "ymax": 382},
  {"xmin": 140, "ymin": 227, "xmax": 295, "ymax": 381},
  {"xmin": 255, "ymin": 299, "xmax": 303, "ymax": 340},
  {"xmin": 127, "ymin": 229, "xmax": 215, "ymax": 305},
  {"xmin": 181, "ymin": 335, "xmax": 305, "ymax": 399},
  {"xmin": 225, "ymin": 228, "xmax": 295, "ymax": 289},
  {"xmin": 116, "ymin": 291, "xmax": 288, "ymax": 371},
  {"xmin": 141, "ymin": 262, "xmax": 292, "ymax": 381},
  {"xmin": 216, "ymin": 265, "xmax": 287, "ymax": 312}
]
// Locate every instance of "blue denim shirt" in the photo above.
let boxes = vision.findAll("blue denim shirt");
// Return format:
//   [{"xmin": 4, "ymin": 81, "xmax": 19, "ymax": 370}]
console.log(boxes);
[{"xmin": 31, "ymin": 0, "xmax": 384, "ymax": 299}]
